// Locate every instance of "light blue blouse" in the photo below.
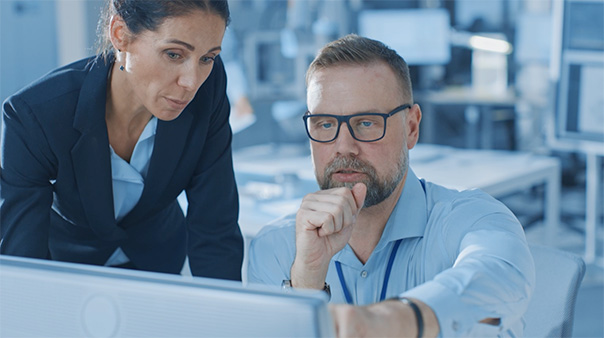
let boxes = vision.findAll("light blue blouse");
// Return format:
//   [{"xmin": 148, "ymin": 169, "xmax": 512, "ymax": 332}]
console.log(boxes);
[
  {"xmin": 247, "ymin": 169, "xmax": 535, "ymax": 337},
  {"xmin": 105, "ymin": 117, "xmax": 157, "ymax": 266}
]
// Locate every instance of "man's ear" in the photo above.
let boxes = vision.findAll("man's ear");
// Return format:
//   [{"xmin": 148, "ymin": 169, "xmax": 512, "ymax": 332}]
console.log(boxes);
[
  {"xmin": 406, "ymin": 104, "xmax": 422, "ymax": 149},
  {"xmin": 109, "ymin": 15, "xmax": 129, "ymax": 53}
]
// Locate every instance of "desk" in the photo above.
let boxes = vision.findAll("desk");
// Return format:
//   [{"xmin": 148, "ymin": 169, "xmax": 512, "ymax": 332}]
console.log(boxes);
[
  {"xmin": 417, "ymin": 86, "xmax": 516, "ymax": 149},
  {"xmin": 232, "ymin": 143, "xmax": 561, "ymax": 240}
]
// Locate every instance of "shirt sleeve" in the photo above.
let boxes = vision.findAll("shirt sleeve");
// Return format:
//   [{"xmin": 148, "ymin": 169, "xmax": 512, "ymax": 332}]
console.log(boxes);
[
  {"xmin": 401, "ymin": 195, "xmax": 536, "ymax": 337},
  {"xmin": 247, "ymin": 217, "xmax": 297, "ymax": 286}
]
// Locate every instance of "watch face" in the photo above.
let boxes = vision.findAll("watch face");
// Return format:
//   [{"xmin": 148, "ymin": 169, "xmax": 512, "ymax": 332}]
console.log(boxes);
[
  {"xmin": 323, "ymin": 283, "xmax": 331, "ymax": 297},
  {"xmin": 280, "ymin": 280, "xmax": 330, "ymax": 299},
  {"xmin": 281, "ymin": 279, "xmax": 293, "ymax": 289}
]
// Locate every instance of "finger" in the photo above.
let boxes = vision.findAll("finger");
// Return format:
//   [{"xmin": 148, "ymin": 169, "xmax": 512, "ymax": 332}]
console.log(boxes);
[
  {"xmin": 318, "ymin": 219, "xmax": 353, "ymax": 239},
  {"xmin": 301, "ymin": 192, "xmax": 353, "ymax": 215},
  {"xmin": 300, "ymin": 192, "xmax": 357, "ymax": 232},
  {"xmin": 324, "ymin": 188, "xmax": 358, "ymax": 227},
  {"xmin": 314, "ymin": 188, "xmax": 358, "ymax": 217},
  {"xmin": 351, "ymin": 183, "xmax": 367, "ymax": 212},
  {"xmin": 296, "ymin": 209, "xmax": 336, "ymax": 233}
]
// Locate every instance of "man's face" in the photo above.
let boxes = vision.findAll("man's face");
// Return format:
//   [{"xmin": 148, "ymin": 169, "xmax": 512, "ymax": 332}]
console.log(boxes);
[{"xmin": 306, "ymin": 62, "xmax": 420, "ymax": 207}]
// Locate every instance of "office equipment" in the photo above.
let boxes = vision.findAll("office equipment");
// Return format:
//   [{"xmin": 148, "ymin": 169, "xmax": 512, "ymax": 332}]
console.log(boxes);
[
  {"xmin": 471, "ymin": 38, "xmax": 509, "ymax": 96},
  {"xmin": 416, "ymin": 86, "xmax": 517, "ymax": 149},
  {"xmin": 550, "ymin": 0, "xmax": 604, "ymax": 265},
  {"xmin": 0, "ymin": 255, "xmax": 334, "ymax": 337},
  {"xmin": 554, "ymin": 61, "xmax": 604, "ymax": 147},
  {"xmin": 454, "ymin": 0, "xmax": 505, "ymax": 30},
  {"xmin": 551, "ymin": 0, "xmax": 604, "ymax": 150},
  {"xmin": 244, "ymin": 30, "xmax": 307, "ymax": 100},
  {"xmin": 523, "ymin": 244, "xmax": 586, "ymax": 337},
  {"xmin": 358, "ymin": 9, "xmax": 451, "ymax": 65},
  {"xmin": 515, "ymin": 12, "xmax": 552, "ymax": 64}
]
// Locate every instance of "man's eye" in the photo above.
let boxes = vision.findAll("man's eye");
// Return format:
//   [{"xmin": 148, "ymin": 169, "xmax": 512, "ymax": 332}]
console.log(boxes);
[
  {"xmin": 360, "ymin": 121, "xmax": 373, "ymax": 127},
  {"xmin": 321, "ymin": 122, "xmax": 333, "ymax": 129}
]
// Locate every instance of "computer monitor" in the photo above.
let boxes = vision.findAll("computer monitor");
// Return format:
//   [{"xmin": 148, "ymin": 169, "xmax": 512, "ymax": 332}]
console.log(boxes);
[
  {"xmin": 551, "ymin": 0, "xmax": 604, "ymax": 154},
  {"xmin": 358, "ymin": 9, "xmax": 451, "ymax": 65},
  {"xmin": 0, "ymin": 255, "xmax": 334, "ymax": 337}
]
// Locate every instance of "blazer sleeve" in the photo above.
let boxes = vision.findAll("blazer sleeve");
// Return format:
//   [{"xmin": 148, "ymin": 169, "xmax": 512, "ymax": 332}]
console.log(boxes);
[
  {"xmin": 184, "ymin": 58, "xmax": 244, "ymax": 281},
  {"xmin": 1, "ymin": 96, "xmax": 55, "ymax": 258}
]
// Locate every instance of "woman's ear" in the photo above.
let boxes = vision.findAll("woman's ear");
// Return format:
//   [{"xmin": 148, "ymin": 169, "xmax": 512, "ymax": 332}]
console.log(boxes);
[{"xmin": 109, "ymin": 15, "xmax": 129, "ymax": 53}]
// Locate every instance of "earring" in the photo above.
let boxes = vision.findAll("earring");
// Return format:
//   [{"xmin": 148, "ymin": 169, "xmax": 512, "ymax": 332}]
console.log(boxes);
[{"xmin": 119, "ymin": 65, "xmax": 124, "ymax": 71}]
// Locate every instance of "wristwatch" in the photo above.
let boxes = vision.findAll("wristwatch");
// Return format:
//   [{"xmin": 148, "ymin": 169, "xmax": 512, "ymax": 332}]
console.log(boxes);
[
  {"xmin": 389, "ymin": 296, "xmax": 424, "ymax": 338},
  {"xmin": 282, "ymin": 280, "xmax": 331, "ymax": 299}
]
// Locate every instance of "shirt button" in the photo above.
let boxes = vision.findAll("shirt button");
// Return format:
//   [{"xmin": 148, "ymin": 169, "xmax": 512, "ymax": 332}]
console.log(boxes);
[
  {"xmin": 361, "ymin": 270, "xmax": 368, "ymax": 278},
  {"xmin": 452, "ymin": 321, "xmax": 459, "ymax": 331}
]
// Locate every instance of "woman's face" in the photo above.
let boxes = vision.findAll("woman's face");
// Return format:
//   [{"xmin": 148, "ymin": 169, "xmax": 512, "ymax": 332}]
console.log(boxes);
[{"xmin": 117, "ymin": 10, "xmax": 226, "ymax": 121}]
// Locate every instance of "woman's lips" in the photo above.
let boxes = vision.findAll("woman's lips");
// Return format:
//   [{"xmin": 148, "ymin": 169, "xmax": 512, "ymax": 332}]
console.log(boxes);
[{"xmin": 165, "ymin": 97, "xmax": 189, "ymax": 110}]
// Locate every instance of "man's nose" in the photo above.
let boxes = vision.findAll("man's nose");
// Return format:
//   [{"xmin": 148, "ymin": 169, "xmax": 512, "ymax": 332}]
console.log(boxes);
[{"xmin": 333, "ymin": 123, "xmax": 360, "ymax": 155}]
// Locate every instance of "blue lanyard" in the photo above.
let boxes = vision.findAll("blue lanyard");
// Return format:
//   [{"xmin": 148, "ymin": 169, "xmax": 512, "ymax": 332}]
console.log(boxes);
[{"xmin": 335, "ymin": 238, "xmax": 403, "ymax": 305}]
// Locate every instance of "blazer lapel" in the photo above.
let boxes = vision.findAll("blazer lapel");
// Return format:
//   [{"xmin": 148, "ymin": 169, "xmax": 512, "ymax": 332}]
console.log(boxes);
[
  {"xmin": 121, "ymin": 109, "xmax": 194, "ymax": 225},
  {"xmin": 71, "ymin": 56, "xmax": 126, "ymax": 241}
]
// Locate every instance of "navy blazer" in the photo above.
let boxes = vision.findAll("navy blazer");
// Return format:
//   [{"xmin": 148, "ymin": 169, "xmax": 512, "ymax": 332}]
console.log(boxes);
[{"xmin": 1, "ymin": 54, "xmax": 243, "ymax": 280}]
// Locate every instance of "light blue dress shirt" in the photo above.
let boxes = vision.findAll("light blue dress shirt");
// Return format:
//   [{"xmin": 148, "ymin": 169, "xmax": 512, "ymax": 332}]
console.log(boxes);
[
  {"xmin": 105, "ymin": 117, "xmax": 157, "ymax": 266},
  {"xmin": 247, "ymin": 169, "xmax": 535, "ymax": 337}
]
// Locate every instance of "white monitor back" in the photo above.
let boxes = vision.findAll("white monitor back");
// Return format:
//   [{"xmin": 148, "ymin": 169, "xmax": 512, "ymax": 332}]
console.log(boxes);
[
  {"xmin": 358, "ymin": 9, "xmax": 451, "ymax": 65},
  {"xmin": 0, "ymin": 255, "xmax": 334, "ymax": 337}
]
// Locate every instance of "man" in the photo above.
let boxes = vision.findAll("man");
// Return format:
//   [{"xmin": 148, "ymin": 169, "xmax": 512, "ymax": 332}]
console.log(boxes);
[{"xmin": 247, "ymin": 34, "xmax": 535, "ymax": 337}]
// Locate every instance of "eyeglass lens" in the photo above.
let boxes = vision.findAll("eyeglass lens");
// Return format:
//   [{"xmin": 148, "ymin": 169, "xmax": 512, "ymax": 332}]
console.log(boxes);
[{"xmin": 306, "ymin": 114, "xmax": 386, "ymax": 142}]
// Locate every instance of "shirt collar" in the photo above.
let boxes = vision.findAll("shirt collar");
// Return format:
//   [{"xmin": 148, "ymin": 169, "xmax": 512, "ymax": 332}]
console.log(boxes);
[
  {"xmin": 138, "ymin": 116, "xmax": 158, "ymax": 142},
  {"xmin": 373, "ymin": 168, "xmax": 427, "ymax": 252},
  {"xmin": 110, "ymin": 116, "xmax": 158, "ymax": 181}
]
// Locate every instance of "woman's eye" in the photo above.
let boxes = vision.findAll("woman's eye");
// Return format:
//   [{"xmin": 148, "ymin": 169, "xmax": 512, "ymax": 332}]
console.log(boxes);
[
  {"xmin": 166, "ymin": 51, "xmax": 182, "ymax": 60},
  {"xmin": 201, "ymin": 56, "xmax": 216, "ymax": 64}
]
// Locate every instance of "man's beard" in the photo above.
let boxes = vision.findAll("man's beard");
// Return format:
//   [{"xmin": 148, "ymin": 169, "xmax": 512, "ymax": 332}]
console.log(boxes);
[{"xmin": 316, "ymin": 149, "xmax": 408, "ymax": 208}]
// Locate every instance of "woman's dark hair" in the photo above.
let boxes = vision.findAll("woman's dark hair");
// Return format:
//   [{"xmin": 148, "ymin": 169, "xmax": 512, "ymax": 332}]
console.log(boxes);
[{"xmin": 97, "ymin": 0, "xmax": 230, "ymax": 60}]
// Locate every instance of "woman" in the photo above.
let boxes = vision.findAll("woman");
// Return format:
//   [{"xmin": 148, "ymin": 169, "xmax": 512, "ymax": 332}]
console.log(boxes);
[{"xmin": 0, "ymin": 0, "xmax": 243, "ymax": 280}]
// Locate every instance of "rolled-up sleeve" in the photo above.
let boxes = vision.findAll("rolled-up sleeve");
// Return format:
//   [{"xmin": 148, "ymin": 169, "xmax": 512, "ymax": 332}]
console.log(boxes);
[{"xmin": 403, "ymin": 198, "xmax": 535, "ymax": 337}]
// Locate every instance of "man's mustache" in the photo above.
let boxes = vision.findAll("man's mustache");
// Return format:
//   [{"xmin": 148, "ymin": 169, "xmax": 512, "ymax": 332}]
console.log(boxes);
[{"xmin": 324, "ymin": 156, "xmax": 375, "ymax": 178}]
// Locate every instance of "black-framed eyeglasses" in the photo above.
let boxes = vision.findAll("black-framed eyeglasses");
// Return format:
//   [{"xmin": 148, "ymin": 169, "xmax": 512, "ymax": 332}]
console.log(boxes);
[{"xmin": 302, "ymin": 104, "xmax": 411, "ymax": 143}]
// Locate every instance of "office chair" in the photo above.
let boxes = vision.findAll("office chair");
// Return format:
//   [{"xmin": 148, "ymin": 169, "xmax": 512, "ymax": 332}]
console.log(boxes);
[{"xmin": 523, "ymin": 244, "xmax": 586, "ymax": 338}]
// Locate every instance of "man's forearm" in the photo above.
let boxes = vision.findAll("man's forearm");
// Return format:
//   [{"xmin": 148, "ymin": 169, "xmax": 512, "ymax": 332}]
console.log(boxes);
[
  {"xmin": 330, "ymin": 298, "xmax": 440, "ymax": 337},
  {"xmin": 371, "ymin": 298, "xmax": 439, "ymax": 338}
]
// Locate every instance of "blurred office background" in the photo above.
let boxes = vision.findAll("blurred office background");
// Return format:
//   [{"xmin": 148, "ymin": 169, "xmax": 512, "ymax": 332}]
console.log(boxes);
[{"xmin": 1, "ymin": 0, "xmax": 602, "ymax": 336}]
